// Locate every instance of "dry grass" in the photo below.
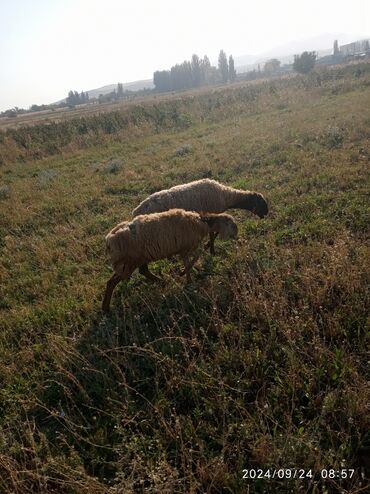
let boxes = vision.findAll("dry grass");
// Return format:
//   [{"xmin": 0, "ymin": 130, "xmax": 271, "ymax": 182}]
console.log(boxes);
[{"xmin": 0, "ymin": 63, "xmax": 369, "ymax": 493}]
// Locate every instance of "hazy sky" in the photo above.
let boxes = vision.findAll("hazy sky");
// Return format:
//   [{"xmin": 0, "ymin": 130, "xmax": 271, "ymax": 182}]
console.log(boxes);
[{"xmin": 1, "ymin": 0, "xmax": 369, "ymax": 111}]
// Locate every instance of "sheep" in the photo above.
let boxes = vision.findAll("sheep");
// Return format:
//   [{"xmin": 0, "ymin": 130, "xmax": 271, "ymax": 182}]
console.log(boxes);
[
  {"xmin": 102, "ymin": 208, "xmax": 238, "ymax": 312},
  {"xmin": 132, "ymin": 178, "xmax": 268, "ymax": 254}
]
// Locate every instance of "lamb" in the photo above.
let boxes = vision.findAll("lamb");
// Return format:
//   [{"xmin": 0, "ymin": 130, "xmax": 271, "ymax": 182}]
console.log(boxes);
[
  {"xmin": 102, "ymin": 208, "xmax": 238, "ymax": 312},
  {"xmin": 132, "ymin": 178, "xmax": 268, "ymax": 254}
]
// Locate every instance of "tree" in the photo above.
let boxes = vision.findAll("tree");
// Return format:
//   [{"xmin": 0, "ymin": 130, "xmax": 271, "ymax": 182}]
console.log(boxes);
[
  {"xmin": 218, "ymin": 50, "xmax": 229, "ymax": 83},
  {"xmin": 153, "ymin": 53, "xmax": 221, "ymax": 92},
  {"xmin": 191, "ymin": 54, "xmax": 201, "ymax": 87},
  {"xmin": 66, "ymin": 90, "xmax": 78, "ymax": 106},
  {"xmin": 153, "ymin": 70, "xmax": 171, "ymax": 91},
  {"xmin": 293, "ymin": 51, "xmax": 317, "ymax": 74},
  {"xmin": 66, "ymin": 90, "xmax": 90, "ymax": 106},
  {"xmin": 117, "ymin": 83, "xmax": 124, "ymax": 98},
  {"xmin": 200, "ymin": 55, "xmax": 211, "ymax": 84},
  {"xmin": 264, "ymin": 58, "xmax": 281, "ymax": 75},
  {"xmin": 333, "ymin": 40, "xmax": 339, "ymax": 56},
  {"xmin": 82, "ymin": 91, "xmax": 89, "ymax": 103},
  {"xmin": 3, "ymin": 108, "xmax": 17, "ymax": 118},
  {"xmin": 228, "ymin": 55, "xmax": 236, "ymax": 82}
]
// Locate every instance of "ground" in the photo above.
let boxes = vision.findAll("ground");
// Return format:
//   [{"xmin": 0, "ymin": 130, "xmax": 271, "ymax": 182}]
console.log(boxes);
[{"xmin": 0, "ymin": 63, "xmax": 369, "ymax": 493}]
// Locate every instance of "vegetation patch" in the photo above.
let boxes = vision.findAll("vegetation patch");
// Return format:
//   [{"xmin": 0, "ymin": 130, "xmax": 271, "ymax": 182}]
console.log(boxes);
[{"xmin": 0, "ymin": 63, "xmax": 369, "ymax": 493}]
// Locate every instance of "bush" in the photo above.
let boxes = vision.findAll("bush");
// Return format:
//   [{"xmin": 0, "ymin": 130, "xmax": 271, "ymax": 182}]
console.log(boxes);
[{"xmin": 293, "ymin": 51, "xmax": 317, "ymax": 74}]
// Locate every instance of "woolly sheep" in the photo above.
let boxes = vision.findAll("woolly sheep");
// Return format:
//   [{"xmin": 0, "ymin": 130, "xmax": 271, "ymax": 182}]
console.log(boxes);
[
  {"xmin": 132, "ymin": 178, "xmax": 268, "ymax": 254},
  {"xmin": 102, "ymin": 208, "xmax": 238, "ymax": 312}
]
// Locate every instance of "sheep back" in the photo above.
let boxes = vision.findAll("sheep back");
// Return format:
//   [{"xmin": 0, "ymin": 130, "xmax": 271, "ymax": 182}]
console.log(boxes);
[
  {"xmin": 133, "ymin": 179, "xmax": 237, "ymax": 216},
  {"xmin": 105, "ymin": 209, "xmax": 209, "ymax": 271}
]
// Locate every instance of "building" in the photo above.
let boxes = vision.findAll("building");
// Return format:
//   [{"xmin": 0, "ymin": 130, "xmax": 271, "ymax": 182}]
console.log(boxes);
[{"xmin": 340, "ymin": 39, "xmax": 370, "ymax": 57}]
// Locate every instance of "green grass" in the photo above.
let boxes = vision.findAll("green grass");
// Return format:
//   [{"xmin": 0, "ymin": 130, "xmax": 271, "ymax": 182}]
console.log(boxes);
[{"xmin": 0, "ymin": 63, "xmax": 369, "ymax": 493}]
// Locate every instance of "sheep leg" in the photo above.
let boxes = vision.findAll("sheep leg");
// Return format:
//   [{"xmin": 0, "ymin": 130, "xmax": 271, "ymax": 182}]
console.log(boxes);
[
  {"xmin": 209, "ymin": 232, "xmax": 218, "ymax": 255},
  {"xmin": 102, "ymin": 265, "xmax": 134, "ymax": 313},
  {"xmin": 102, "ymin": 274, "xmax": 121, "ymax": 313},
  {"xmin": 180, "ymin": 250, "xmax": 201, "ymax": 283},
  {"xmin": 139, "ymin": 264, "xmax": 161, "ymax": 282},
  {"xmin": 205, "ymin": 232, "xmax": 218, "ymax": 255}
]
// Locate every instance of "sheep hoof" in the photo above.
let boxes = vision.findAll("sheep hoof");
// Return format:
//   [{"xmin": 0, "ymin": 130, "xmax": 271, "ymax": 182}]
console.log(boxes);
[{"xmin": 139, "ymin": 265, "xmax": 161, "ymax": 282}]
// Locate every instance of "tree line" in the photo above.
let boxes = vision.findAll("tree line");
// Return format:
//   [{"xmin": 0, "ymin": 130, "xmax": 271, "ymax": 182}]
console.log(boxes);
[
  {"xmin": 1, "ymin": 48, "xmax": 322, "ymax": 118},
  {"xmin": 153, "ymin": 50, "xmax": 237, "ymax": 92},
  {"xmin": 66, "ymin": 90, "xmax": 89, "ymax": 106}
]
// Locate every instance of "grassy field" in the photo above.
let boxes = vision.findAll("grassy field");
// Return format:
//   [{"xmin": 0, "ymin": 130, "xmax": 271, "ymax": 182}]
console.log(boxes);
[{"xmin": 0, "ymin": 63, "xmax": 369, "ymax": 493}]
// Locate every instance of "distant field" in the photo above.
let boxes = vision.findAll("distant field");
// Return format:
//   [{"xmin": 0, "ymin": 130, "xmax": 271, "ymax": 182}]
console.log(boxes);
[
  {"xmin": 0, "ymin": 81, "xmax": 245, "ymax": 131},
  {"xmin": 0, "ymin": 94, "xmax": 161, "ymax": 130},
  {"xmin": 0, "ymin": 63, "xmax": 369, "ymax": 493}
]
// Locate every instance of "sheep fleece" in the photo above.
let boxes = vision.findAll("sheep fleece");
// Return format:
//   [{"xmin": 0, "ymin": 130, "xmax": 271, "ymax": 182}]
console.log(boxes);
[
  {"xmin": 133, "ymin": 179, "xmax": 247, "ymax": 216},
  {"xmin": 106, "ymin": 209, "xmax": 212, "ymax": 271}
]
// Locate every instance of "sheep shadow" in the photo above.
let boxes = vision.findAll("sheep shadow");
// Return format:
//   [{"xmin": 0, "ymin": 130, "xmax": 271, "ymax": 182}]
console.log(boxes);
[{"xmin": 32, "ymin": 269, "xmax": 223, "ymax": 483}]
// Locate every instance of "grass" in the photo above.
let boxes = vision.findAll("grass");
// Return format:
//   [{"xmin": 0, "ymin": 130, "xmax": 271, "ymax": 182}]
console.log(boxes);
[{"xmin": 0, "ymin": 63, "xmax": 369, "ymax": 493}]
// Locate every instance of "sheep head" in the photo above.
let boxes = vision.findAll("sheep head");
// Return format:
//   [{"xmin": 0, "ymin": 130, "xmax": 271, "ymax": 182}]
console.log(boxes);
[
  {"xmin": 235, "ymin": 192, "xmax": 268, "ymax": 218},
  {"xmin": 201, "ymin": 214, "xmax": 238, "ymax": 240}
]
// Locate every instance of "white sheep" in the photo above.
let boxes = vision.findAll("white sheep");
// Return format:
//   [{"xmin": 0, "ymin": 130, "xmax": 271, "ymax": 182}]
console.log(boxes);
[
  {"xmin": 132, "ymin": 178, "xmax": 268, "ymax": 254},
  {"xmin": 102, "ymin": 208, "xmax": 238, "ymax": 312}
]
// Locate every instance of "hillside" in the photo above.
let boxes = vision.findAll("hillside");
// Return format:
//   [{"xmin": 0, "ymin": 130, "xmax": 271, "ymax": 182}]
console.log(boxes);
[
  {"xmin": 78, "ymin": 79, "xmax": 154, "ymax": 100},
  {"xmin": 0, "ymin": 63, "xmax": 369, "ymax": 493}
]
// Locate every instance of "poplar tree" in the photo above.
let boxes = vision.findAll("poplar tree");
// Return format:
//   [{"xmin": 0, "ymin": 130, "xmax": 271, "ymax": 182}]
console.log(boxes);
[
  {"xmin": 191, "ymin": 54, "xmax": 201, "ymax": 87},
  {"xmin": 218, "ymin": 50, "xmax": 229, "ymax": 83},
  {"xmin": 228, "ymin": 55, "xmax": 236, "ymax": 82}
]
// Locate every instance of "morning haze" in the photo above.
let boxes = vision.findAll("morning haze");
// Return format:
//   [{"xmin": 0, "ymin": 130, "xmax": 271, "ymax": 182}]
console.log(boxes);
[{"xmin": 1, "ymin": 0, "xmax": 369, "ymax": 111}]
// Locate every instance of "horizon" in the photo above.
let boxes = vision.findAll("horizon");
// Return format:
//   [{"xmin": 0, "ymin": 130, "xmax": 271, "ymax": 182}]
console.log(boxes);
[{"xmin": 1, "ymin": 0, "xmax": 369, "ymax": 112}]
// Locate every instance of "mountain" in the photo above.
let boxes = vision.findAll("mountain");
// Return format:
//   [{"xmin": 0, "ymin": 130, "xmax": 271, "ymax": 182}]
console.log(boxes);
[
  {"xmin": 86, "ymin": 79, "xmax": 154, "ymax": 99},
  {"xmin": 235, "ymin": 33, "xmax": 370, "ymax": 71},
  {"xmin": 55, "ymin": 79, "xmax": 154, "ymax": 104},
  {"xmin": 233, "ymin": 53, "xmax": 256, "ymax": 67},
  {"xmin": 257, "ymin": 33, "xmax": 363, "ymax": 60}
]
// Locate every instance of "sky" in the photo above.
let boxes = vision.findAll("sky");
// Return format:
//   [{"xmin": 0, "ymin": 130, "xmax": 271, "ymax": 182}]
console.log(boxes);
[{"xmin": 1, "ymin": 0, "xmax": 369, "ymax": 111}]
